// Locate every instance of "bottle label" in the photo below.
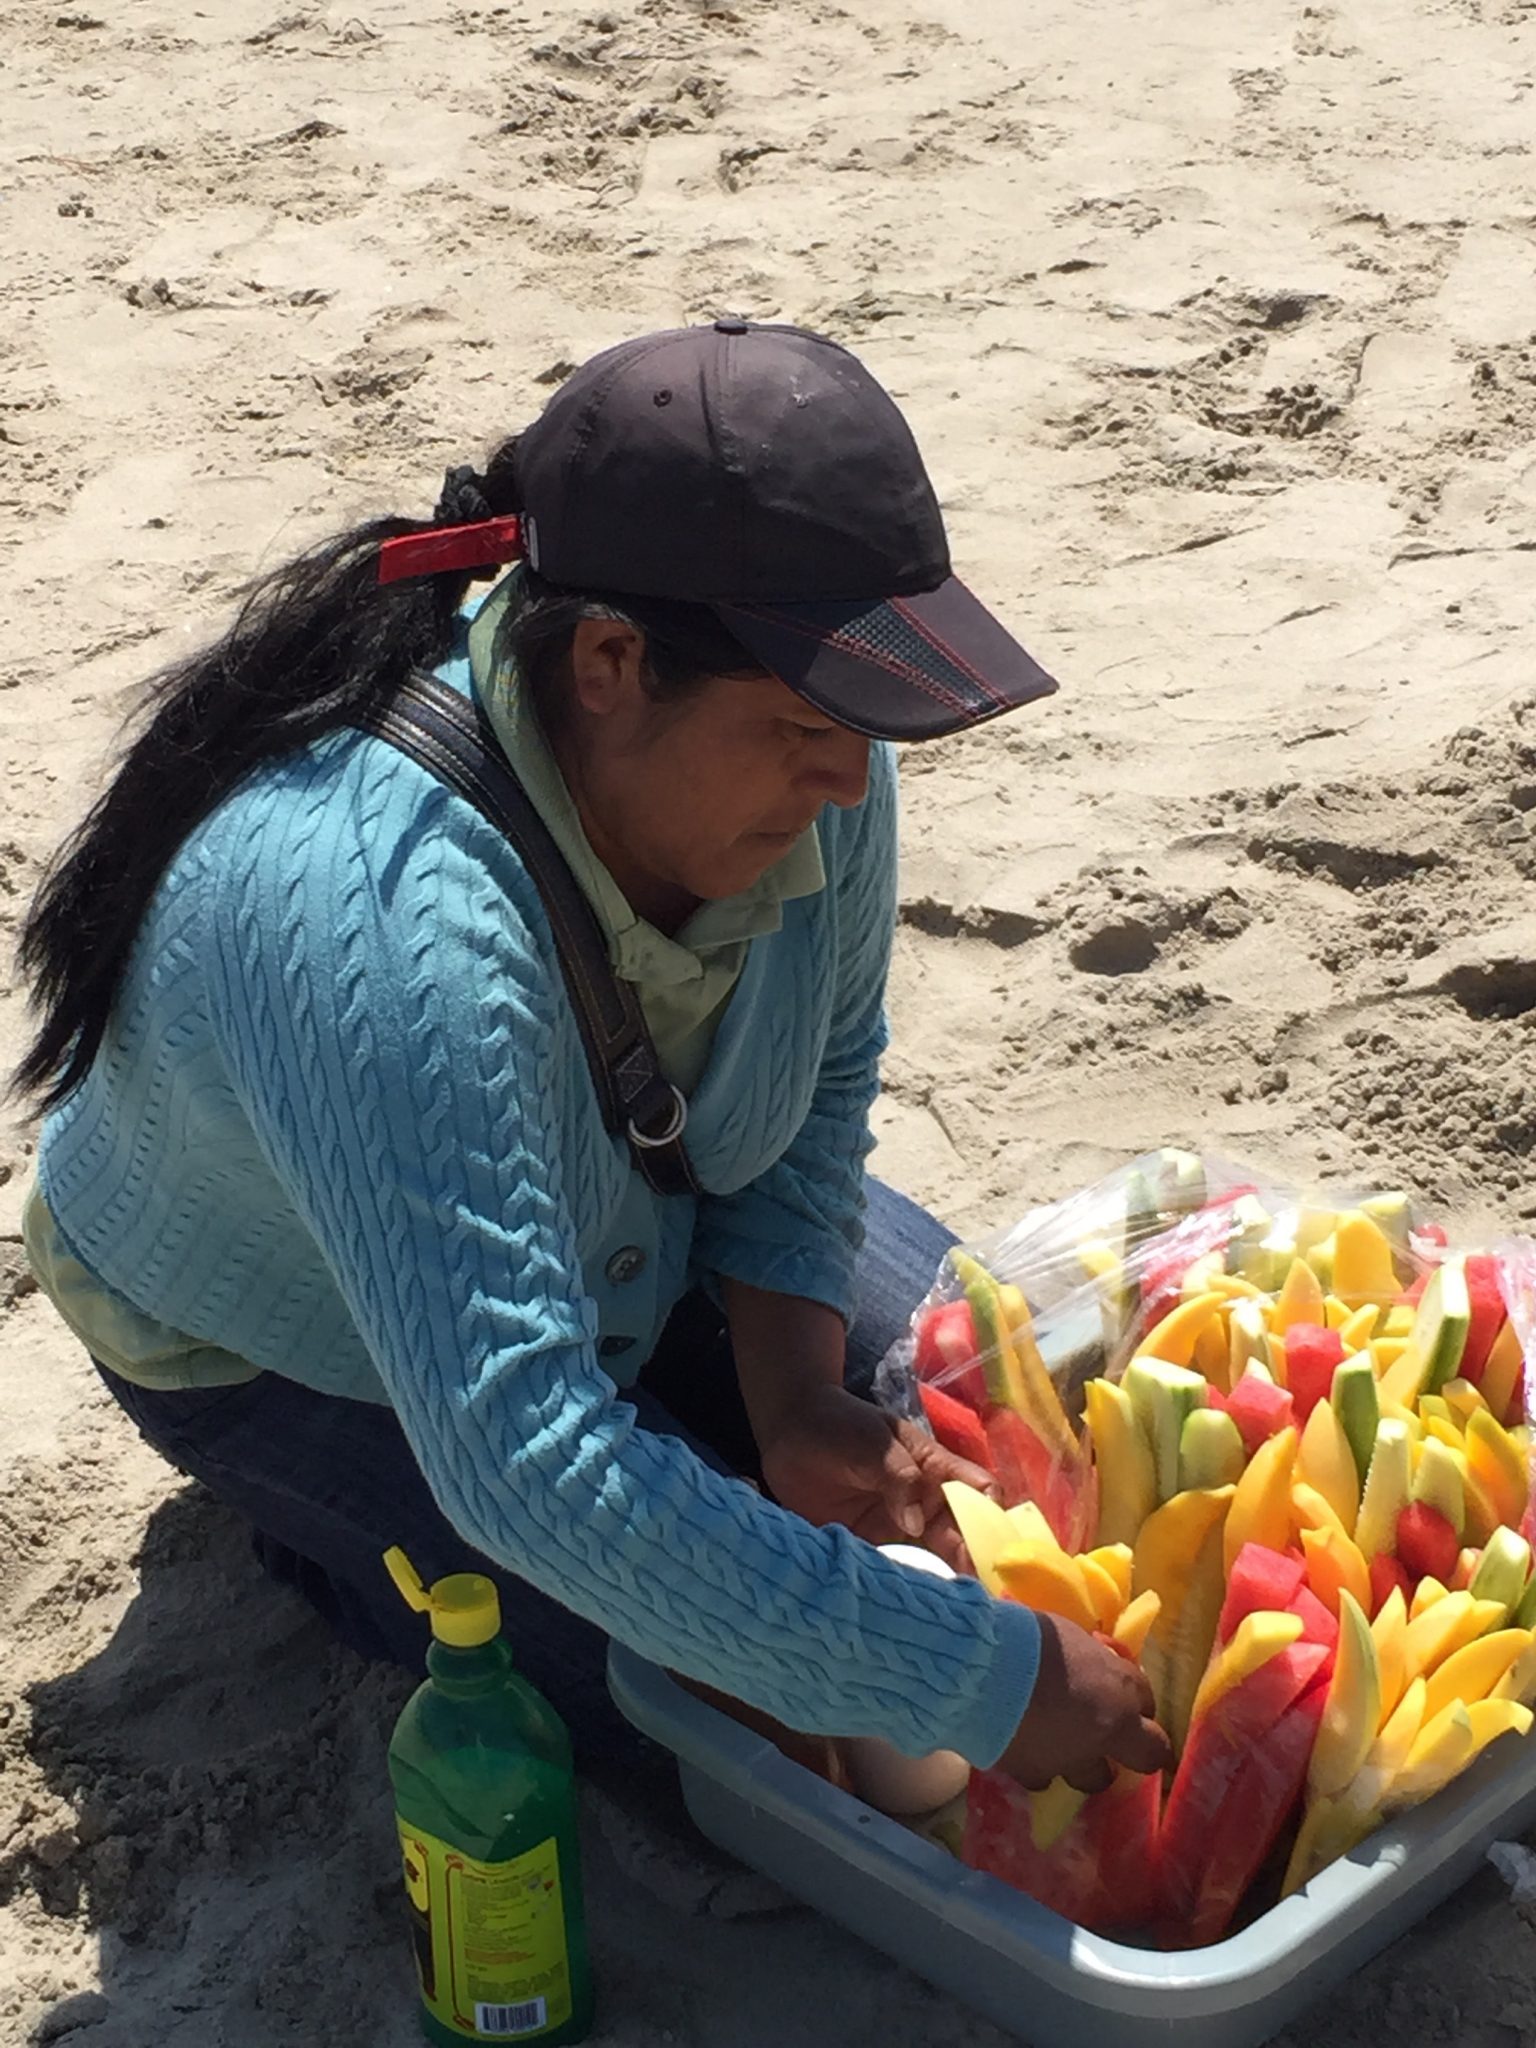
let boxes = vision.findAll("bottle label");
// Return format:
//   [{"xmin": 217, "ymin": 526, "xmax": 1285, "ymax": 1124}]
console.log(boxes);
[{"xmin": 397, "ymin": 1819, "xmax": 573, "ymax": 2039}]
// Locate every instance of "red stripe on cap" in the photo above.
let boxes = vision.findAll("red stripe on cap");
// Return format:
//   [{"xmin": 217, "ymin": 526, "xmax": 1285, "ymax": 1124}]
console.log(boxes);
[
  {"xmin": 726, "ymin": 602, "xmax": 977, "ymax": 717},
  {"xmin": 377, "ymin": 515, "xmax": 525, "ymax": 586},
  {"xmin": 888, "ymin": 595, "xmax": 1008, "ymax": 708}
]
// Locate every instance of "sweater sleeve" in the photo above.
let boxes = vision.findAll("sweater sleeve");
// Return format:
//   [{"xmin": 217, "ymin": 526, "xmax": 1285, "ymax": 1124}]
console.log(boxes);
[
  {"xmin": 199, "ymin": 745, "xmax": 1039, "ymax": 1763},
  {"xmin": 689, "ymin": 742, "xmax": 897, "ymax": 1320}
]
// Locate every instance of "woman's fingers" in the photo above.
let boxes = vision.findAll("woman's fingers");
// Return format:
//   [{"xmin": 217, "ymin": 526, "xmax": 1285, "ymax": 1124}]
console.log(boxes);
[
  {"xmin": 1062, "ymin": 1757, "xmax": 1114, "ymax": 1797},
  {"xmin": 1112, "ymin": 1714, "xmax": 1175, "ymax": 1779},
  {"xmin": 898, "ymin": 1418, "xmax": 999, "ymax": 1502}
]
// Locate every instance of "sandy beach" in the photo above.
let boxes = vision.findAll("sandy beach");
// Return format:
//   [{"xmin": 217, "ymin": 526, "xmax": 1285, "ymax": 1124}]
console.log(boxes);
[{"xmin": 4, "ymin": 0, "xmax": 1536, "ymax": 2039}]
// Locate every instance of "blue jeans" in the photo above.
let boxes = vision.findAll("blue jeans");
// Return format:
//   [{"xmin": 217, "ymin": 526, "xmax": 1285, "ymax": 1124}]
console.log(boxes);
[{"xmin": 100, "ymin": 1177, "xmax": 955, "ymax": 1767}]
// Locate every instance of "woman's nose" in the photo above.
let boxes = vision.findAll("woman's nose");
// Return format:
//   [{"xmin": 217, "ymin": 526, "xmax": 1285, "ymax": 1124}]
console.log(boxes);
[{"xmin": 816, "ymin": 731, "xmax": 872, "ymax": 810}]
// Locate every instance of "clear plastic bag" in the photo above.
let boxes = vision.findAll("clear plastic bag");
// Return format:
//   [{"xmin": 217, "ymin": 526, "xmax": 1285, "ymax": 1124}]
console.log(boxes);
[{"xmin": 878, "ymin": 1151, "xmax": 1536, "ymax": 1945}]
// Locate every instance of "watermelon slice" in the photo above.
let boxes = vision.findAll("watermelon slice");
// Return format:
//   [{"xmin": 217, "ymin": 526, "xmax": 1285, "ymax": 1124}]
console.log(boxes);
[
  {"xmin": 1280, "ymin": 1323, "xmax": 1346, "ymax": 1423},
  {"xmin": 918, "ymin": 1381, "xmax": 993, "ymax": 1471},
  {"xmin": 1165, "ymin": 1670, "xmax": 1330, "ymax": 1948},
  {"xmin": 1460, "ymin": 1254, "xmax": 1507, "ymax": 1385},
  {"xmin": 914, "ymin": 1299, "xmax": 984, "ymax": 1409},
  {"xmin": 983, "ymin": 1407, "xmax": 1094, "ymax": 1549},
  {"xmin": 963, "ymin": 1765, "xmax": 1161, "ymax": 1934},
  {"xmin": 1291, "ymin": 1584, "xmax": 1340, "ymax": 1654},
  {"xmin": 1158, "ymin": 1638, "xmax": 1331, "ymax": 1936},
  {"xmin": 1218, "ymin": 1544, "xmax": 1306, "ymax": 1643},
  {"xmin": 1220, "ymin": 1375, "xmax": 1296, "ymax": 1458},
  {"xmin": 1395, "ymin": 1500, "xmax": 1460, "ymax": 1585}
]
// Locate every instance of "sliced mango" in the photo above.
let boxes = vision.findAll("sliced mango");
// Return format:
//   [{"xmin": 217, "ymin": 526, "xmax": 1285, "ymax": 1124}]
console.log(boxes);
[
  {"xmin": 1493, "ymin": 1641, "xmax": 1536, "ymax": 1708},
  {"xmin": 1410, "ymin": 1577, "xmax": 1449, "ymax": 1622},
  {"xmin": 1333, "ymin": 1209, "xmax": 1399, "ymax": 1310},
  {"xmin": 1465, "ymin": 1409, "xmax": 1529, "ymax": 1531},
  {"xmin": 1112, "ymin": 1588, "xmax": 1162, "ymax": 1660},
  {"xmin": 1402, "ymin": 1593, "xmax": 1507, "ymax": 1682},
  {"xmin": 1301, "ymin": 1523, "xmax": 1372, "ymax": 1621},
  {"xmin": 1297, "ymin": 1397, "xmax": 1361, "ymax": 1534},
  {"xmin": 1134, "ymin": 1486, "xmax": 1234, "ymax": 1750},
  {"xmin": 1441, "ymin": 1379, "xmax": 1488, "ymax": 1429},
  {"xmin": 1029, "ymin": 1777, "xmax": 1089, "ymax": 1851},
  {"xmin": 994, "ymin": 1541, "xmax": 1098, "ymax": 1632},
  {"xmin": 1004, "ymin": 1500, "xmax": 1060, "ymax": 1548},
  {"xmin": 1084, "ymin": 1378, "xmax": 1158, "ymax": 1550},
  {"xmin": 1134, "ymin": 1291, "xmax": 1227, "ymax": 1370},
  {"xmin": 941, "ymin": 1481, "xmax": 1014, "ymax": 1594},
  {"xmin": 1359, "ymin": 1673, "xmax": 1427, "ymax": 1804},
  {"xmin": 1423, "ymin": 1628, "xmax": 1534, "ymax": 1723},
  {"xmin": 1085, "ymin": 1543, "xmax": 1134, "ymax": 1604},
  {"xmin": 1224, "ymin": 1426, "xmax": 1299, "ymax": 1573},
  {"xmin": 1310, "ymin": 1592, "xmax": 1381, "ymax": 1799},
  {"xmin": 1077, "ymin": 1554, "xmax": 1127, "ymax": 1633},
  {"xmin": 1273, "ymin": 1258, "xmax": 1327, "ymax": 1336},
  {"xmin": 1391, "ymin": 1700, "xmax": 1475, "ymax": 1805},
  {"xmin": 1229, "ymin": 1300, "xmax": 1272, "ymax": 1386},
  {"xmin": 1193, "ymin": 1316, "xmax": 1232, "ymax": 1388},
  {"xmin": 997, "ymin": 1279, "xmax": 1080, "ymax": 1463},
  {"xmin": 1293, "ymin": 1480, "xmax": 1350, "ymax": 1544},
  {"xmin": 1289, "ymin": 1669, "xmax": 1429, "ymax": 1893},
  {"xmin": 1341, "ymin": 1302, "xmax": 1382, "ymax": 1353},
  {"xmin": 1371, "ymin": 1336, "xmax": 1409, "ymax": 1377},
  {"xmin": 1371, "ymin": 1586, "xmax": 1409, "ymax": 1723}
]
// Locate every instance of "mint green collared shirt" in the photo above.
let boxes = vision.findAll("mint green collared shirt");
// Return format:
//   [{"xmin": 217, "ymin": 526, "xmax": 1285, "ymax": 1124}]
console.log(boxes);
[{"xmin": 468, "ymin": 573, "xmax": 825, "ymax": 1096}]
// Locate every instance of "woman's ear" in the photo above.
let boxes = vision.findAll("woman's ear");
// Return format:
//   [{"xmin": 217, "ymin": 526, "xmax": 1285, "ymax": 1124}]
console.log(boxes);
[{"xmin": 569, "ymin": 618, "xmax": 647, "ymax": 717}]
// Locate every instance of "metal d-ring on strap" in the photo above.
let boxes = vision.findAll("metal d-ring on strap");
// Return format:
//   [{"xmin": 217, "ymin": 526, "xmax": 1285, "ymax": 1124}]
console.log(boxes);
[
  {"xmin": 628, "ymin": 1085, "xmax": 689, "ymax": 1150},
  {"xmin": 353, "ymin": 670, "xmax": 702, "ymax": 1200}
]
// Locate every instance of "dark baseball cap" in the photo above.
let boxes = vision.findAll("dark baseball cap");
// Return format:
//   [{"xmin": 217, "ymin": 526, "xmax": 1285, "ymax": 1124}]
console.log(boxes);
[{"xmin": 512, "ymin": 320, "xmax": 1058, "ymax": 741}]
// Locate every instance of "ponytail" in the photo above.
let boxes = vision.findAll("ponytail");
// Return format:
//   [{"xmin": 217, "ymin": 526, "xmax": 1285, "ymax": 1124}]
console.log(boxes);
[{"xmin": 13, "ymin": 443, "xmax": 522, "ymax": 1110}]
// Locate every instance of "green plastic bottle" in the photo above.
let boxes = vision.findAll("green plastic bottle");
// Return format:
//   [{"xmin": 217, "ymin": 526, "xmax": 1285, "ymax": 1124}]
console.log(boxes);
[{"xmin": 384, "ymin": 1548, "xmax": 594, "ymax": 2046}]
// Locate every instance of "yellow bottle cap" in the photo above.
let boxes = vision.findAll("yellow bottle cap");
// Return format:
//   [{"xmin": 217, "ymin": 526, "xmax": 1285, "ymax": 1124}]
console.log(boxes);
[{"xmin": 384, "ymin": 1546, "xmax": 501, "ymax": 1648}]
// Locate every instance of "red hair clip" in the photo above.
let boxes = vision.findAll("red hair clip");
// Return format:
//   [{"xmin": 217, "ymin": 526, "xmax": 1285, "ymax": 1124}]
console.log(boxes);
[{"xmin": 377, "ymin": 515, "xmax": 525, "ymax": 587}]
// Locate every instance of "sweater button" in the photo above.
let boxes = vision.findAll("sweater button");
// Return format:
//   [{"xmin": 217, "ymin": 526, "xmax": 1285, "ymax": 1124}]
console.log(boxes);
[{"xmin": 606, "ymin": 1246, "xmax": 647, "ymax": 1285}]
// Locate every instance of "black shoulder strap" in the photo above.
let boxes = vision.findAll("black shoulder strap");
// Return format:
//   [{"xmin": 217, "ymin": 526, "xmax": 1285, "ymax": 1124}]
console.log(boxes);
[{"xmin": 354, "ymin": 670, "xmax": 700, "ymax": 1200}]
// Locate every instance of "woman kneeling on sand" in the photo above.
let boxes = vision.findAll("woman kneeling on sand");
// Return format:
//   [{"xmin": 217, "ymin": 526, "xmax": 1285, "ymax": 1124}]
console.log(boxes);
[{"xmin": 14, "ymin": 319, "xmax": 1168, "ymax": 1796}]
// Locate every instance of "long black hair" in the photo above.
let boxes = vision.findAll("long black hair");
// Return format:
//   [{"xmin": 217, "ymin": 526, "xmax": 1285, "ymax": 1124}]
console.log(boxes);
[{"xmin": 13, "ymin": 440, "xmax": 761, "ymax": 1112}]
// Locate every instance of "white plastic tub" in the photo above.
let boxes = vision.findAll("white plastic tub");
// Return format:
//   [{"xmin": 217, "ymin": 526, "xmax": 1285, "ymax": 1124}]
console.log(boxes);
[{"xmin": 608, "ymin": 1645, "xmax": 1536, "ymax": 2048}]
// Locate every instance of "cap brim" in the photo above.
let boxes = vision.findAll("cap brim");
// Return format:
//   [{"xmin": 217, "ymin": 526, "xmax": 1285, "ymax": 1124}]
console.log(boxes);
[{"xmin": 712, "ymin": 577, "xmax": 1058, "ymax": 741}]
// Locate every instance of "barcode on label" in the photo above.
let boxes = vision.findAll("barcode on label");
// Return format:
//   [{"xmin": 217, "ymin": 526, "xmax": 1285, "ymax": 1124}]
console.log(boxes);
[{"xmin": 475, "ymin": 1997, "xmax": 547, "ymax": 2037}]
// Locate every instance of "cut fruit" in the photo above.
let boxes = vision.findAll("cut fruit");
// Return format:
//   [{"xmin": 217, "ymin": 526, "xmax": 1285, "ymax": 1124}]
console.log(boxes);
[
  {"xmin": 1179, "ymin": 1406, "xmax": 1247, "ymax": 1491},
  {"xmin": 1084, "ymin": 1379, "xmax": 1158, "ymax": 1549},
  {"xmin": 1123, "ymin": 1358, "xmax": 1210, "ymax": 1506},
  {"xmin": 1297, "ymin": 1396, "xmax": 1361, "ymax": 1533},
  {"xmin": 1394, "ymin": 1502, "xmax": 1460, "ymax": 1587},
  {"xmin": 1378, "ymin": 1260, "xmax": 1472, "ymax": 1408},
  {"xmin": 1219, "ymin": 1542, "xmax": 1306, "ymax": 1644},
  {"xmin": 1224, "ymin": 1426, "xmax": 1300, "ymax": 1573},
  {"xmin": 1355, "ymin": 1419, "xmax": 1412, "ymax": 1563}
]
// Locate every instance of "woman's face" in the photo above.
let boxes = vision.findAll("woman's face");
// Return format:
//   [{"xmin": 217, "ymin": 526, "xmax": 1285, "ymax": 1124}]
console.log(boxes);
[{"xmin": 559, "ymin": 619, "xmax": 873, "ymax": 914}]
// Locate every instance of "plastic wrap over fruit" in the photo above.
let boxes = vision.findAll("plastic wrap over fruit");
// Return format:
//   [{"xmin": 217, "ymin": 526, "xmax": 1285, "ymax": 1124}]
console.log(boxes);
[{"xmin": 879, "ymin": 1154, "xmax": 1536, "ymax": 1944}]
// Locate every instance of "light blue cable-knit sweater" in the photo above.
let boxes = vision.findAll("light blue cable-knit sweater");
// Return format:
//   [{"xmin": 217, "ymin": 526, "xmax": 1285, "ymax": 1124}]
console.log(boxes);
[{"xmin": 36, "ymin": 646, "xmax": 1040, "ymax": 1765}]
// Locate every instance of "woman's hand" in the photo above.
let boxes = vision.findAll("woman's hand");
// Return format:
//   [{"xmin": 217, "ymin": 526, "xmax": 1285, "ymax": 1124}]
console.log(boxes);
[
  {"xmin": 995, "ymin": 1613, "xmax": 1173, "ymax": 1793},
  {"xmin": 758, "ymin": 1382, "xmax": 996, "ymax": 1569}
]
